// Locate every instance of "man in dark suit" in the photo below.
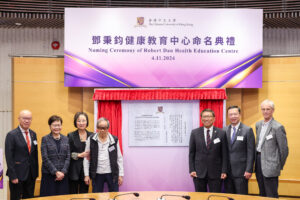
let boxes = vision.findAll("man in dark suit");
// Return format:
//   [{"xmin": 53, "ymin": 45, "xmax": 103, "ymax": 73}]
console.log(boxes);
[
  {"xmin": 255, "ymin": 99, "xmax": 288, "ymax": 198},
  {"xmin": 224, "ymin": 106, "xmax": 255, "ymax": 194},
  {"xmin": 5, "ymin": 110, "xmax": 39, "ymax": 200},
  {"xmin": 189, "ymin": 109, "xmax": 228, "ymax": 192}
]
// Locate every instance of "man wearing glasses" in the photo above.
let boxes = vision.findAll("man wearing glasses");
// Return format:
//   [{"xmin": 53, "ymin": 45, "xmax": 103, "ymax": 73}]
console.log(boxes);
[
  {"xmin": 189, "ymin": 109, "xmax": 228, "ymax": 192},
  {"xmin": 83, "ymin": 117, "xmax": 124, "ymax": 192},
  {"xmin": 5, "ymin": 110, "xmax": 39, "ymax": 200}
]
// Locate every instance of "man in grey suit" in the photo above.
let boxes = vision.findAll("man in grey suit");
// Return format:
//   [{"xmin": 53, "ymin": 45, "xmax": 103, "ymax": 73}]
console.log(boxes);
[
  {"xmin": 255, "ymin": 99, "xmax": 289, "ymax": 198},
  {"xmin": 224, "ymin": 106, "xmax": 255, "ymax": 195},
  {"xmin": 189, "ymin": 109, "xmax": 228, "ymax": 192}
]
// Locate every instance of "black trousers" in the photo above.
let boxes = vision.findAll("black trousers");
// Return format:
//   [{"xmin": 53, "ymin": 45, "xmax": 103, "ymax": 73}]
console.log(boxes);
[
  {"xmin": 193, "ymin": 177, "xmax": 222, "ymax": 193},
  {"xmin": 92, "ymin": 173, "xmax": 119, "ymax": 193},
  {"xmin": 69, "ymin": 179, "xmax": 89, "ymax": 194},
  {"xmin": 9, "ymin": 176, "xmax": 36, "ymax": 200},
  {"xmin": 256, "ymin": 153, "xmax": 279, "ymax": 198},
  {"xmin": 225, "ymin": 175, "xmax": 248, "ymax": 195}
]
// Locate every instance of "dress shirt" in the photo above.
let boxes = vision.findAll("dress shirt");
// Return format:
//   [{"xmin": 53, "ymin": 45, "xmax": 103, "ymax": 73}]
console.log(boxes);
[
  {"xmin": 19, "ymin": 126, "xmax": 31, "ymax": 145},
  {"xmin": 257, "ymin": 119, "xmax": 272, "ymax": 152},
  {"xmin": 84, "ymin": 133, "xmax": 124, "ymax": 177},
  {"xmin": 204, "ymin": 126, "xmax": 213, "ymax": 146},
  {"xmin": 231, "ymin": 122, "xmax": 240, "ymax": 139}
]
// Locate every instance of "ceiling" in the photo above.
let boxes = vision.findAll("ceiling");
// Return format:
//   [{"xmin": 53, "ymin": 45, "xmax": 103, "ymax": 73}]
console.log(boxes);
[{"xmin": 1, "ymin": 0, "xmax": 300, "ymax": 28}]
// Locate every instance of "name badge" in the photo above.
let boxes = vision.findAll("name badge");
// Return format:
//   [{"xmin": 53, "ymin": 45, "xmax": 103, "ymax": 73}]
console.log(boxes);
[
  {"xmin": 266, "ymin": 135, "xmax": 273, "ymax": 140},
  {"xmin": 213, "ymin": 138, "xmax": 220, "ymax": 144},
  {"xmin": 33, "ymin": 140, "xmax": 38, "ymax": 145},
  {"xmin": 108, "ymin": 146, "xmax": 115, "ymax": 152},
  {"xmin": 237, "ymin": 136, "xmax": 244, "ymax": 141}
]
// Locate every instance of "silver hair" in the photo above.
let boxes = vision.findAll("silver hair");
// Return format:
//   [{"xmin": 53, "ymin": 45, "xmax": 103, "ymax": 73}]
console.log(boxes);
[
  {"xmin": 97, "ymin": 117, "xmax": 110, "ymax": 128},
  {"xmin": 261, "ymin": 99, "xmax": 275, "ymax": 110}
]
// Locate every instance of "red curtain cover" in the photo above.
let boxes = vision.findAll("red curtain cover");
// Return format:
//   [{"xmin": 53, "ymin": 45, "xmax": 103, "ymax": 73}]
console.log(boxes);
[
  {"xmin": 200, "ymin": 100, "xmax": 224, "ymax": 128},
  {"xmin": 97, "ymin": 100, "xmax": 123, "ymax": 152},
  {"xmin": 93, "ymin": 89, "xmax": 226, "ymax": 101}
]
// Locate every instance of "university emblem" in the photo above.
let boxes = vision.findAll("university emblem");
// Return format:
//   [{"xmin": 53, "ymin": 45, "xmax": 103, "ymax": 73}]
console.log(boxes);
[
  {"xmin": 137, "ymin": 17, "xmax": 144, "ymax": 25},
  {"xmin": 158, "ymin": 106, "xmax": 163, "ymax": 113}
]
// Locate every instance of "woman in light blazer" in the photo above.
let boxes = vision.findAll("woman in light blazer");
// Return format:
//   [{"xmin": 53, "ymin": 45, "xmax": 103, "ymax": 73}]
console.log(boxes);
[{"xmin": 40, "ymin": 115, "xmax": 70, "ymax": 197}]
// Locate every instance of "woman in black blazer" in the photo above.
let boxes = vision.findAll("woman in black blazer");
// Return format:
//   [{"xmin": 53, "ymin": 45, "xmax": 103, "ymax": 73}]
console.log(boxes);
[
  {"xmin": 40, "ymin": 115, "xmax": 70, "ymax": 196},
  {"xmin": 68, "ymin": 112, "xmax": 92, "ymax": 194}
]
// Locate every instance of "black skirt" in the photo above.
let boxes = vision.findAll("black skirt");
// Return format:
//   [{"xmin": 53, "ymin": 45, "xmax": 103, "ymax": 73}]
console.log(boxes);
[{"xmin": 40, "ymin": 173, "xmax": 69, "ymax": 197}]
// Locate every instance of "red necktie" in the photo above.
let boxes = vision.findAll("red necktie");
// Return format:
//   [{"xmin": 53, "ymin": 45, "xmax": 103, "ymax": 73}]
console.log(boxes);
[{"xmin": 25, "ymin": 131, "xmax": 31, "ymax": 153}]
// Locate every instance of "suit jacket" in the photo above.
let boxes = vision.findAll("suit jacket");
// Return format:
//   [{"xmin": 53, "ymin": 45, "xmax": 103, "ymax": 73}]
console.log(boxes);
[
  {"xmin": 189, "ymin": 126, "xmax": 228, "ymax": 179},
  {"xmin": 68, "ymin": 129, "xmax": 92, "ymax": 180},
  {"xmin": 255, "ymin": 119, "xmax": 289, "ymax": 177},
  {"xmin": 5, "ymin": 127, "xmax": 39, "ymax": 181},
  {"xmin": 41, "ymin": 133, "xmax": 70, "ymax": 175},
  {"xmin": 224, "ymin": 123, "xmax": 255, "ymax": 178}
]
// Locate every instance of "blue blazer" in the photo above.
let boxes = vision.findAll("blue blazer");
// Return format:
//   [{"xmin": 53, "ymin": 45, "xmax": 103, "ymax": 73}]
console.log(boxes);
[
  {"xmin": 41, "ymin": 133, "xmax": 70, "ymax": 175},
  {"xmin": 224, "ymin": 123, "xmax": 255, "ymax": 177}
]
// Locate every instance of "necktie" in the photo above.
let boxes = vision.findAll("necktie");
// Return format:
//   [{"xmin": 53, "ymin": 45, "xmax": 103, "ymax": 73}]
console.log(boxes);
[
  {"xmin": 231, "ymin": 127, "xmax": 236, "ymax": 144},
  {"xmin": 206, "ymin": 129, "xmax": 211, "ymax": 149},
  {"xmin": 25, "ymin": 131, "xmax": 31, "ymax": 153}
]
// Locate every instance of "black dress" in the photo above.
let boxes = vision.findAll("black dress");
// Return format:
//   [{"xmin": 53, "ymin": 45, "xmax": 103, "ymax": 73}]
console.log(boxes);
[{"xmin": 68, "ymin": 130, "xmax": 93, "ymax": 194}]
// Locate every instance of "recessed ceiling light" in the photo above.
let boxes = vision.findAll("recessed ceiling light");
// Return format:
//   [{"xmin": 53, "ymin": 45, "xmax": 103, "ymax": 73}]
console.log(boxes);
[{"xmin": 15, "ymin": 22, "xmax": 22, "ymax": 26}]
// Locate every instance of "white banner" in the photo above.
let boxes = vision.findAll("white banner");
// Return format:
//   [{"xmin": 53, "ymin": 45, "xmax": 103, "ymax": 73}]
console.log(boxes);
[{"xmin": 126, "ymin": 100, "xmax": 199, "ymax": 146}]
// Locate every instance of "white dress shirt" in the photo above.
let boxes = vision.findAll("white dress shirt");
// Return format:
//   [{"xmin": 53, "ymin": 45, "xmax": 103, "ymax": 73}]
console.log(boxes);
[
  {"xmin": 19, "ymin": 126, "xmax": 31, "ymax": 145},
  {"xmin": 204, "ymin": 126, "xmax": 213, "ymax": 146},
  {"xmin": 231, "ymin": 122, "xmax": 240, "ymax": 139},
  {"xmin": 257, "ymin": 119, "xmax": 272, "ymax": 152}
]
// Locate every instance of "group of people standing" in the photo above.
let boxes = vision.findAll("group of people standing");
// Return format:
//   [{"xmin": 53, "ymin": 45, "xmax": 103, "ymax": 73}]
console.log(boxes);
[
  {"xmin": 5, "ymin": 111, "xmax": 123, "ymax": 200},
  {"xmin": 189, "ymin": 99, "xmax": 289, "ymax": 198},
  {"xmin": 5, "ymin": 99, "xmax": 289, "ymax": 200}
]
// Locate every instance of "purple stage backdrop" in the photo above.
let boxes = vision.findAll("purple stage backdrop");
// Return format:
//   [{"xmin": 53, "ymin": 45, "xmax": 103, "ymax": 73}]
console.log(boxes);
[{"xmin": 65, "ymin": 8, "xmax": 263, "ymax": 88}]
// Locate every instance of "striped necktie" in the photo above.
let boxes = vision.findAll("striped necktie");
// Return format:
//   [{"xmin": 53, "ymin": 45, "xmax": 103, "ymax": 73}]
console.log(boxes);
[
  {"xmin": 206, "ymin": 129, "xmax": 211, "ymax": 149},
  {"xmin": 231, "ymin": 126, "xmax": 236, "ymax": 144}
]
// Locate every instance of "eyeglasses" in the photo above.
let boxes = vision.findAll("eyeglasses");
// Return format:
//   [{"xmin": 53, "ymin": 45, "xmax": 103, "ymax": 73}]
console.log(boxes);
[
  {"xmin": 51, "ymin": 124, "xmax": 62, "ymax": 128},
  {"xmin": 202, "ymin": 115, "xmax": 214, "ymax": 119},
  {"xmin": 261, "ymin": 108, "xmax": 273, "ymax": 112},
  {"xmin": 97, "ymin": 126, "xmax": 108, "ymax": 130},
  {"xmin": 21, "ymin": 117, "xmax": 32, "ymax": 121}
]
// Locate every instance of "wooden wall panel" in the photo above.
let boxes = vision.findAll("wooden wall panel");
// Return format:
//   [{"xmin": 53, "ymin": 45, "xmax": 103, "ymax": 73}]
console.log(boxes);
[
  {"xmin": 225, "ymin": 88, "xmax": 242, "ymax": 125},
  {"xmin": 12, "ymin": 57, "xmax": 91, "ymax": 196},
  {"xmin": 227, "ymin": 57, "xmax": 300, "ymax": 196},
  {"xmin": 83, "ymin": 88, "xmax": 95, "ymax": 131}
]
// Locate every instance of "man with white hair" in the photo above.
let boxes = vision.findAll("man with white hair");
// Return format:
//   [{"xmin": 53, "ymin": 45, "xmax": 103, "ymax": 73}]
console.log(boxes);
[
  {"xmin": 5, "ymin": 110, "xmax": 39, "ymax": 200},
  {"xmin": 255, "ymin": 100, "xmax": 288, "ymax": 198}
]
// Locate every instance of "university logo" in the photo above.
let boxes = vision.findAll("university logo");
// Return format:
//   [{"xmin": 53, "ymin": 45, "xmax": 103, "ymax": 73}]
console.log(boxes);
[
  {"xmin": 157, "ymin": 106, "xmax": 164, "ymax": 113},
  {"xmin": 137, "ymin": 17, "xmax": 144, "ymax": 26}
]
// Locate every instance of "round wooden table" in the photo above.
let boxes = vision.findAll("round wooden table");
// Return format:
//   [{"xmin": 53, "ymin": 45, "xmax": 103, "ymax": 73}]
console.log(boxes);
[{"xmin": 27, "ymin": 191, "xmax": 277, "ymax": 200}]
